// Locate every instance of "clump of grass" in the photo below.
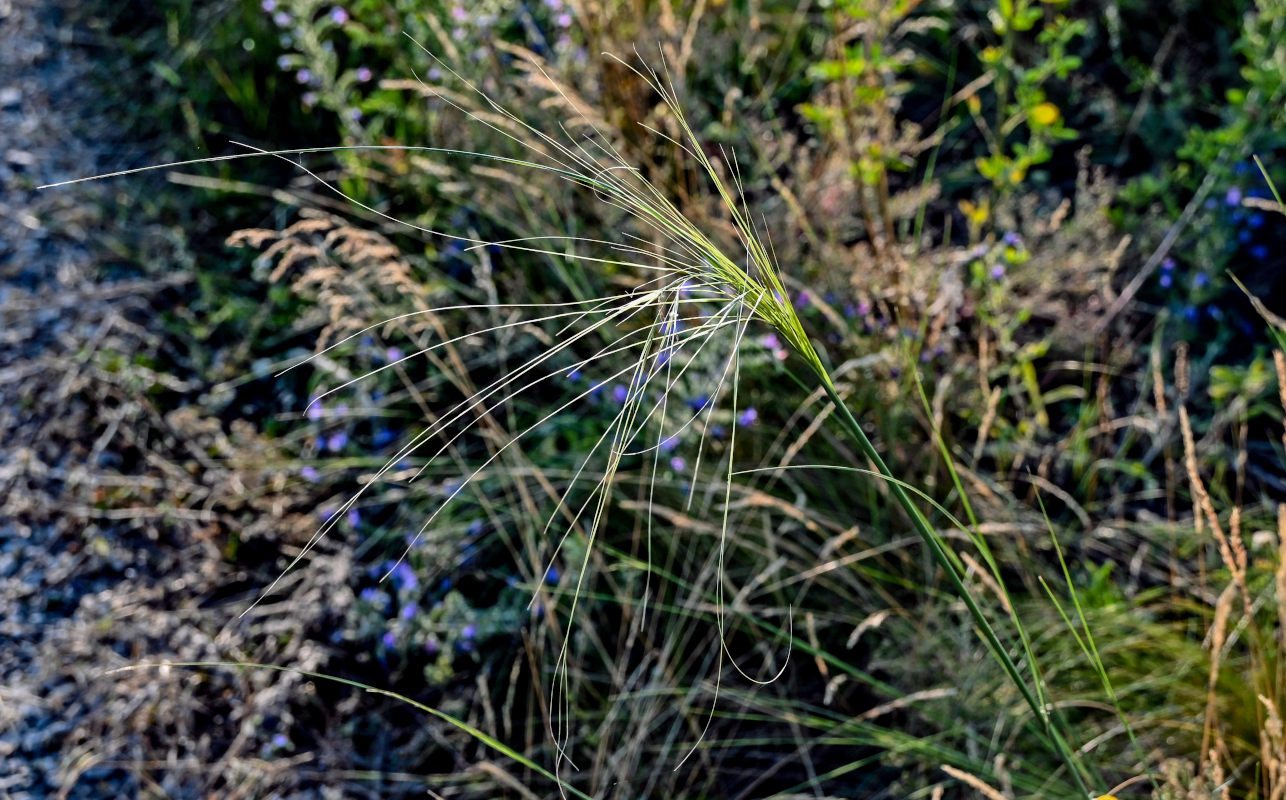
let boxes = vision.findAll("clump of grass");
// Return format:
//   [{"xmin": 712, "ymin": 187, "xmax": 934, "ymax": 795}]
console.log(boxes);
[{"xmin": 47, "ymin": 40, "xmax": 1128, "ymax": 797}]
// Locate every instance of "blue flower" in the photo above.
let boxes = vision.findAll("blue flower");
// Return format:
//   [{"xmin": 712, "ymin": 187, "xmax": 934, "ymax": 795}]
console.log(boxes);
[
  {"xmin": 326, "ymin": 431, "xmax": 348, "ymax": 451},
  {"xmin": 273, "ymin": 10, "xmax": 292, "ymax": 26},
  {"xmin": 296, "ymin": 68, "xmax": 312, "ymax": 85},
  {"xmin": 1226, "ymin": 187, "xmax": 1243, "ymax": 206},
  {"xmin": 466, "ymin": 519, "xmax": 484, "ymax": 537},
  {"xmin": 261, "ymin": 0, "xmax": 277, "ymax": 11},
  {"xmin": 400, "ymin": 602, "xmax": 417, "ymax": 620},
  {"xmin": 347, "ymin": 508, "xmax": 361, "ymax": 528},
  {"xmin": 356, "ymin": 66, "xmax": 373, "ymax": 83},
  {"xmin": 737, "ymin": 407, "xmax": 758, "ymax": 427},
  {"xmin": 382, "ymin": 631, "xmax": 396, "ymax": 648},
  {"xmin": 1249, "ymin": 213, "xmax": 1265, "ymax": 229},
  {"xmin": 301, "ymin": 465, "xmax": 319, "ymax": 483},
  {"xmin": 461, "ymin": 624, "xmax": 477, "ymax": 639},
  {"xmin": 392, "ymin": 561, "xmax": 418, "ymax": 591},
  {"xmin": 1251, "ymin": 245, "xmax": 1269, "ymax": 260},
  {"xmin": 1002, "ymin": 232, "xmax": 1022, "ymax": 247},
  {"xmin": 670, "ymin": 456, "xmax": 686, "ymax": 472},
  {"xmin": 567, "ymin": 368, "xmax": 582, "ymax": 382},
  {"xmin": 1193, "ymin": 273, "xmax": 1209, "ymax": 289},
  {"xmin": 660, "ymin": 434, "xmax": 679, "ymax": 452},
  {"xmin": 1159, "ymin": 273, "xmax": 1172, "ymax": 289},
  {"xmin": 612, "ymin": 385, "xmax": 628, "ymax": 404},
  {"xmin": 1161, "ymin": 257, "xmax": 1175, "ymax": 271},
  {"xmin": 329, "ymin": 7, "xmax": 348, "ymax": 24},
  {"xmin": 359, "ymin": 587, "xmax": 384, "ymax": 605},
  {"xmin": 271, "ymin": 733, "xmax": 289, "ymax": 749},
  {"xmin": 306, "ymin": 396, "xmax": 324, "ymax": 421},
  {"xmin": 687, "ymin": 394, "xmax": 709, "ymax": 410},
  {"xmin": 545, "ymin": 566, "xmax": 561, "ymax": 584},
  {"xmin": 990, "ymin": 264, "xmax": 1005, "ymax": 280}
]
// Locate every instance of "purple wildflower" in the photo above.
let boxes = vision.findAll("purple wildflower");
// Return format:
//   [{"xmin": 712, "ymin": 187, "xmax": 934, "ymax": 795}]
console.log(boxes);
[
  {"xmin": 687, "ymin": 394, "xmax": 709, "ymax": 410},
  {"xmin": 990, "ymin": 265, "xmax": 1005, "ymax": 280},
  {"xmin": 737, "ymin": 407, "xmax": 758, "ymax": 427},
  {"xmin": 1226, "ymin": 187, "xmax": 1243, "ymax": 206},
  {"xmin": 545, "ymin": 566, "xmax": 561, "ymax": 584},
  {"xmin": 301, "ymin": 465, "xmax": 319, "ymax": 483},
  {"xmin": 347, "ymin": 508, "xmax": 361, "ymax": 528},
  {"xmin": 271, "ymin": 733, "xmax": 289, "ymax": 748},
  {"xmin": 359, "ymin": 587, "xmax": 383, "ymax": 604},
  {"xmin": 276, "ymin": 55, "xmax": 292, "ymax": 71},
  {"xmin": 392, "ymin": 561, "xmax": 418, "ymax": 591},
  {"xmin": 670, "ymin": 456, "xmax": 686, "ymax": 472},
  {"xmin": 660, "ymin": 434, "xmax": 679, "ymax": 452},
  {"xmin": 296, "ymin": 68, "xmax": 312, "ymax": 84},
  {"xmin": 612, "ymin": 384, "xmax": 629, "ymax": 404},
  {"xmin": 386, "ymin": 346, "xmax": 403, "ymax": 362},
  {"xmin": 261, "ymin": 0, "xmax": 277, "ymax": 11},
  {"xmin": 1193, "ymin": 272, "xmax": 1209, "ymax": 289},
  {"xmin": 301, "ymin": 91, "xmax": 318, "ymax": 107},
  {"xmin": 1002, "ymin": 232, "xmax": 1022, "ymax": 247},
  {"xmin": 347, "ymin": 108, "xmax": 362, "ymax": 122},
  {"xmin": 556, "ymin": 12, "xmax": 572, "ymax": 26},
  {"xmin": 451, "ymin": 5, "xmax": 467, "ymax": 21},
  {"xmin": 461, "ymin": 624, "xmax": 477, "ymax": 640},
  {"xmin": 1161, "ymin": 257, "xmax": 1175, "ymax": 271},
  {"xmin": 425, "ymin": 637, "xmax": 440, "ymax": 655},
  {"xmin": 329, "ymin": 7, "xmax": 348, "ymax": 24},
  {"xmin": 467, "ymin": 519, "xmax": 484, "ymax": 536},
  {"xmin": 273, "ymin": 10, "xmax": 291, "ymax": 26},
  {"xmin": 382, "ymin": 631, "xmax": 396, "ymax": 648},
  {"xmin": 356, "ymin": 66, "xmax": 373, "ymax": 83},
  {"xmin": 567, "ymin": 368, "xmax": 582, "ymax": 381},
  {"xmin": 326, "ymin": 431, "xmax": 348, "ymax": 451},
  {"xmin": 400, "ymin": 602, "xmax": 417, "ymax": 620}
]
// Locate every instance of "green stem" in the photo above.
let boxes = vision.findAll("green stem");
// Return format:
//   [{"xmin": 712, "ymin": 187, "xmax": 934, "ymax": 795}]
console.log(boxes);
[{"xmin": 818, "ymin": 376, "xmax": 1093, "ymax": 798}]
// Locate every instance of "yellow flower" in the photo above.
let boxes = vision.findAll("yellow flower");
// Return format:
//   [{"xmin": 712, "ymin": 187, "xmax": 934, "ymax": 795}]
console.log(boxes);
[
  {"xmin": 965, "ymin": 94, "xmax": 981, "ymax": 114},
  {"xmin": 1031, "ymin": 102, "xmax": 1061, "ymax": 126}
]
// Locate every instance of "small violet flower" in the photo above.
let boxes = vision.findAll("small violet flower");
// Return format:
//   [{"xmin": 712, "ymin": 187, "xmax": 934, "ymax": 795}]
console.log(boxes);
[
  {"xmin": 612, "ymin": 384, "xmax": 629, "ymax": 404},
  {"xmin": 273, "ymin": 10, "xmax": 292, "ymax": 26},
  {"xmin": 990, "ymin": 265, "xmax": 1005, "ymax": 280},
  {"xmin": 1226, "ymin": 187, "xmax": 1243, "ymax": 206},
  {"xmin": 271, "ymin": 733, "xmax": 289, "ymax": 749},
  {"xmin": 1159, "ymin": 272, "xmax": 1172, "ymax": 289},
  {"xmin": 737, "ymin": 407, "xmax": 758, "ymax": 427},
  {"xmin": 382, "ymin": 631, "xmax": 396, "ymax": 648},
  {"xmin": 329, "ymin": 7, "xmax": 348, "ymax": 24},
  {"xmin": 461, "ymin": 624, "xmax": 477, "ymax": 640},
  {"xmin": 670, "ymin": 456, "xmax": 686, "ymax": 472},
  {"xmin": 392, "ymin": 561, "xmax": 418, "ymax": 591},
  {"xmin": 301, "ymin": 465, "xmax": 319, "ymax": 483},
  {"xmin": 296, "ymin": 68, "xmax": 312, "ymax": 84},
  {"xmin": 356, "ymin": 66, "xmax": 373, "ymax": 83},
  {"xmin": 326, "ymin": 431, "xmax": 348, "ymax": 451},
  {"xmin": 545, "ymin": 566, "xmax": 561, "ymax": 585}
]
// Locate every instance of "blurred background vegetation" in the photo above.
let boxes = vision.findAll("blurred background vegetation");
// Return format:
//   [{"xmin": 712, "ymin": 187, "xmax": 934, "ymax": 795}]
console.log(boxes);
[{"xmin": 28, "ymin": 0, "xmax": 1286, "ymax": 796}]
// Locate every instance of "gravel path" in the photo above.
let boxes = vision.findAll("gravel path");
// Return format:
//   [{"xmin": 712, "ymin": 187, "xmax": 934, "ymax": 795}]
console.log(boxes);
[{"xmin": 0, "ymin": 3, "xmax": 352, "ymax": 796}]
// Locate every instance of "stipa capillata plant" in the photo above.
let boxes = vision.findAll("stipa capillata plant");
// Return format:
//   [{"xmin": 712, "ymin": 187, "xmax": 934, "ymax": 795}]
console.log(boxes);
[{"xmin": 47, "ymin": 45, "xmax": 1110, "ymax": 797}]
